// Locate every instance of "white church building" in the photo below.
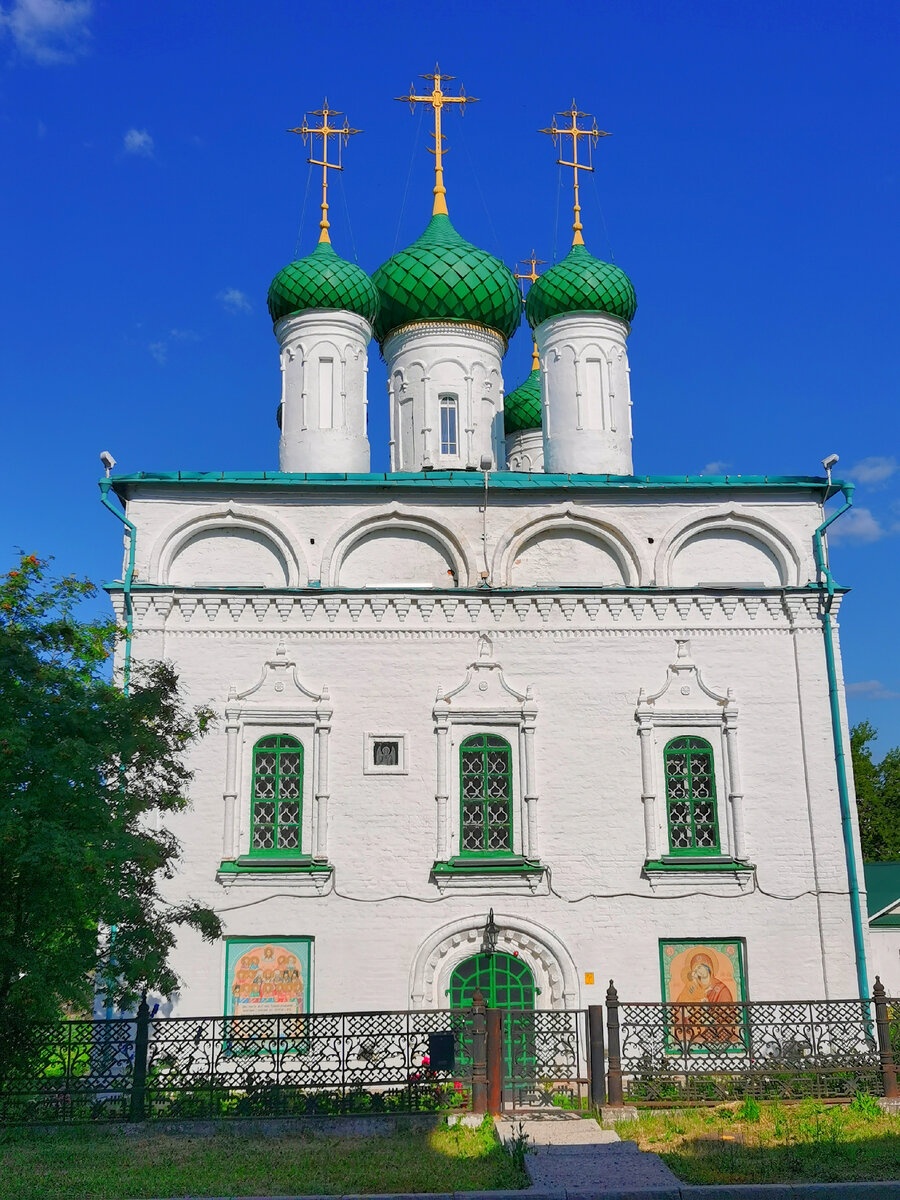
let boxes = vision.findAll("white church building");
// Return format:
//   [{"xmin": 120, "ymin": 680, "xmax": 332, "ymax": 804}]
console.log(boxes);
[{"xmin": 102, "ymin": 84, "xmax": 871, "ymax": 1020}]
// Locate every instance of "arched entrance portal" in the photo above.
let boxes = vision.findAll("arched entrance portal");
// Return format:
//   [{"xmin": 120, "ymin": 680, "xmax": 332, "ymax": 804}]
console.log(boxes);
[{"xmin": 448, "ymin": 952, "xmax": 536, "ymax": 1097}]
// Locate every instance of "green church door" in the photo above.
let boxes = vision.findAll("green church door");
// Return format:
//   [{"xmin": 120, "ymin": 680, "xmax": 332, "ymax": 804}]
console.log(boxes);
[{"xmin": 448, "ymin": 952, "xmax": 536, "ymax": 1099}]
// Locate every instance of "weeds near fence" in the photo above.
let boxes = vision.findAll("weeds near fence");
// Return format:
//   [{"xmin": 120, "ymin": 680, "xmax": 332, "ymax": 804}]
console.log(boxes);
[{"xmin": 618, "ymin": 1096, "xmax": 900, "ymax": 1185}]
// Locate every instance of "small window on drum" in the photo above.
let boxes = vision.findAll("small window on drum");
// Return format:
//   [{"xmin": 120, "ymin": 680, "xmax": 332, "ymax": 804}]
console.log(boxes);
[
  {"xmin": 440, "ymin": 394, "xmax": 458, "ymax": 456},
  {"xmin": 364, "ymin": 733, "xmax": 408, "ymax": 775}
]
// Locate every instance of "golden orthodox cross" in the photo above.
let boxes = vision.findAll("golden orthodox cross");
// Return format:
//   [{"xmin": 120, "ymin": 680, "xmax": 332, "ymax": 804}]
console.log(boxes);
[
  {"xmin": 539, "ymin": 102, "xmax": 609, "ymax": 246},
  {"xmin": 396, "ymin": 66, "xmax": 477, "ymax": 216},
  {"xmin": 514, "ymin": 252, "xmax": 546, "ymax": 371},
  {"xmin": 288, "ymin": 100, "xmax": 361, "ymax": 244}
]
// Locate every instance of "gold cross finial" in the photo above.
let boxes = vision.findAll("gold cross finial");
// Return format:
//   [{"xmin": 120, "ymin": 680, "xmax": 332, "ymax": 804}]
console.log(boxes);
[
  {"xmin": 288, "ymin": 99, "xmax": 361, "ymax": 245},
  {"xmin": 539, "ymin": 101, "xmax": 610, "ymax": 246},
  {"xmin": 396, "ymin": 64, "xmax": 477, "ymax": 217},
  {"xmin": 514, "ymin": 252, "xmax": 546, "ymax": 371}
]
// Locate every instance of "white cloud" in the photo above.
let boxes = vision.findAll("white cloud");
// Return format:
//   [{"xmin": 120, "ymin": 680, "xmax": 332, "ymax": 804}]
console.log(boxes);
[
  {"xmin": 0, "ymin": 0, "xmax": 92, "ymax": 64},
  {"xmin": 700, "ymin": 461, "xmax": 730, "ymax": 475},
  {"xmin": 218, "ymin": 287, "xmax": 252, "ymax": 314},
  {"xmin": 846, "ymin": 680, "xmax": 900, "ymax": 701},
  {"xmin": 847, "ymin": 456, "xmax": 898, "ymax": 486},
  {"xmin": 123, "ymin": 128, "xmax": 154, "ymax": 158},
  {"xmin": 827, "ymin": 506, "xmax": 887, "ymax": 545},
  {"xmin": 147, "ymin": 329, "xmax": 199, "ymax": 365}
]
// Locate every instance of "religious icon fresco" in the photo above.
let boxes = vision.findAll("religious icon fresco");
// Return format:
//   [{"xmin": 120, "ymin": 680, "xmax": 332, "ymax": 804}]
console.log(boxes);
[
  {"xmin": 224, "ymin": 937, "xmax": 311, "ymax": 1018},
  {"xmin": 659, "ymin": 939, "xmax": 747, "ymax": 1054}
]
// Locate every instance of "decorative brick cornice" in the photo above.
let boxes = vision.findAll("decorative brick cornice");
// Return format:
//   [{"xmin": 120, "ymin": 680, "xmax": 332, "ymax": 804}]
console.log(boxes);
[{"xmin": 119, "ymin": 589, "xmax": 828, "ymax": 633}]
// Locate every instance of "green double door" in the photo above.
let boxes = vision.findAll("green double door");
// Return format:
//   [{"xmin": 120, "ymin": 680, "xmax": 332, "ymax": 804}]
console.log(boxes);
[{"xmin": 448, "ymin": 952, "xmax": 536, "ymax": 1096}]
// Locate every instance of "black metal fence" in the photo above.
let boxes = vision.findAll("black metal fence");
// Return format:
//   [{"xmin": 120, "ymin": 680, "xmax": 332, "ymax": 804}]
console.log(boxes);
[
  {"xmin": 0, "ymin": 1008, "xmax": 475, "ymax": 1123},
  {"xmin": 606, "ymin": 979, "xmax": 900, "ymax": 1105},
  {"xmin": 1, "ymin": 983, "xmax": 897, "ymax": 1122}
]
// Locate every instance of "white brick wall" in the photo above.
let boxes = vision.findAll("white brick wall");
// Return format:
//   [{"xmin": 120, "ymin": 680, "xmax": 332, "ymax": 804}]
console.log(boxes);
[{"xmin": 108, "ymin": 479, "xmax": 867, "ymax": 1013}]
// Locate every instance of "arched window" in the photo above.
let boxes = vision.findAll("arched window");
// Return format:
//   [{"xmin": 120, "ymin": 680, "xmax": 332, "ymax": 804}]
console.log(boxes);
[
  {"xmin": 460, "ymin": 734, "xmax": 513, "ymax": 854},
  {"xmin": 664, "ymin": 736, "xmax": 720, "ymax": 855},
  {"xmin": 440, "ymin": 394, "xmax": 458, "ymax": 456},
  {"xmin": 250, "ymin": 735, "xmax": 303, "ymax": 856}
]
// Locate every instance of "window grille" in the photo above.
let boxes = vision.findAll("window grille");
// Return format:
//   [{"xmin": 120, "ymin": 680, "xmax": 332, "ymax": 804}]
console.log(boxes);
[
  {"xmin": 664, "ymin": 736, "xmax": 720, "ymax": 854},
  {"xmin": 251, "ymin": 735, "xmax": 303, "ymax": 855},
  {"xmin": 440, "ymin": 394, "xmax": 458, "ymax": 456},
  {"xmin": 459, "ymin": 733, "xmax": 513, "ymax": 854}
]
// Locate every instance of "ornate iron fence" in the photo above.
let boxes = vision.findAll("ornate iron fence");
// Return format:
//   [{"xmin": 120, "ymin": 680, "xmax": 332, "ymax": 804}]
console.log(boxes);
[
  {"xmin": 607, "ymin": 981, "xmax": 899, "ymax": 1103},
  {"xmin": 2, "ymin": 987, "xmax": 897, "ymax": 1122},
  {"xmin": 0, "ymin": 1009, "xmax": 474, "ymax": 1123},
  {"xmin": 503, "ymin": 1009, "xmax": 590, "ymax": 1108}
]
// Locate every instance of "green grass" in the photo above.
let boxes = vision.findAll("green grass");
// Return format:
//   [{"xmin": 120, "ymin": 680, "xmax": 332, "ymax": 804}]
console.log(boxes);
[
  {"xmin": 616, "ymin": 1096, "xmax": 900, "ymax": 1185},
  {"xmin": 0, "ymin": 1118, "xmax": 528, "ymax": 1199}
]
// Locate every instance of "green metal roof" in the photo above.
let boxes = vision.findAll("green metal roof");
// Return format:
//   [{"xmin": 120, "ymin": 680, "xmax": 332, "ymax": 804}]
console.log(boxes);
[
  {"xmin": 864, "ymin": 862, "xmax": 900, "ymax": 925},
  {"xmin": 267, "ymin": 241, "xmax": 379, "ymax": 325},
  {"xmin": 526, "ymin": 243, "xmax": 637, "ymax": 329},
  {"xmin": 504, "ymin": 367, "xmax": 542, "ymax": 433},
  {"xmin": 109, "ymin": 470, "xmax": 837, "ymax": 500},
  {"xmin": 371, "ymin": 213, "xmax": 522, "ymax": 346}
]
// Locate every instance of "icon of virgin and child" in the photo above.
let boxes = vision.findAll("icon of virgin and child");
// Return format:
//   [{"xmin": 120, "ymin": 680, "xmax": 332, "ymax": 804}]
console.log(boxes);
[{"xmin": 664, "ymin": 944, "xmax": 744, "ymax": 1050}]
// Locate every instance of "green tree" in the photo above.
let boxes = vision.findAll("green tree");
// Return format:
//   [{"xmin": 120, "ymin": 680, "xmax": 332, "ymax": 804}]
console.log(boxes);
[
  {"xmin": 0, "ymin": 554, "xmax": 220, "ymax": 1030},
  {"xmin": 851, "ymin": 720, "xmax": 900, "ymax": 860}
]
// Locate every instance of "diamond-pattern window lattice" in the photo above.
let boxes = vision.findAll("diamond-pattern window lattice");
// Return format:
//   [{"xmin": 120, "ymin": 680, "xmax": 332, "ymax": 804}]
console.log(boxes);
[
  {"xmin": 663, "ymin": 737, "xmax": 720, "ymax": 855},
  {"xmin": 458, "ymin": 733, "xmax": 513, "ymax": 855},
  {"xmin": 250, "ymin": 735, "xmax": 304, "ymax": 857}
]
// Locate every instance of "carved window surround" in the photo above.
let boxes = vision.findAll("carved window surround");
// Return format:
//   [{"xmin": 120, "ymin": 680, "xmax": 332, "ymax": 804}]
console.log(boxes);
[
  {"xmin": 216, "ymin": 644, "xmax": 332, "ymax": 893},
  {"xmin": 431, "ymin": 635, "xmax": 540, "ymax": 888},
  {"xmin": 636, "ymin": 638, "xmax": 754, "ymax": 892}
]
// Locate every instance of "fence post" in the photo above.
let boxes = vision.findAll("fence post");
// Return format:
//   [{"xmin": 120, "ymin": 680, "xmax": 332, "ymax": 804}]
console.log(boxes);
[
  {"xmin": 128, "ymin": 993, "xmax": 150, "ymax": 1123},
  {"xmin": 471, "ymin": 989, "xmax": 487, "ymax": 1114},
  {"xmin": 588, "ymin": 1004, "xmax": 606, "ymax": 1107},
  {"xmin": 606, "ymin": 981, "xmax": 624, "ymax": 1108},
  {"xmin": 873, "ymin": 977, "xmax": 899, "ymax": 1099},
  {"xmin": 486, "ymin": 1008, "xmax": 503, "ymax": 1115}
]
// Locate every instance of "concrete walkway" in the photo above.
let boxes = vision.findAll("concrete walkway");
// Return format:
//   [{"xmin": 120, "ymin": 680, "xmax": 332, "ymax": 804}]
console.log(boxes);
[{"xmin": 496, "ymin": 1110, "xmax": 681, "ymax": 1194}]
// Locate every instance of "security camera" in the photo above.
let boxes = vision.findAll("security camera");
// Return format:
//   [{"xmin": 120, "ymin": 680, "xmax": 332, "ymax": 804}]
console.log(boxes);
[
  {"xmin": 100, "ymin": 450, "xmax": 117, "ymax": 477},
  {"xmin": 822, "ymin": 453, "xmax": 839, "ymax": 473}
]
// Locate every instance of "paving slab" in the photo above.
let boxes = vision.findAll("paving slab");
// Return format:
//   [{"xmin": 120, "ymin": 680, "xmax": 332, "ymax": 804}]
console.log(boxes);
[{"xmin": 496, "ymin": 1113, "xmax": 680, "ymax": 1194}]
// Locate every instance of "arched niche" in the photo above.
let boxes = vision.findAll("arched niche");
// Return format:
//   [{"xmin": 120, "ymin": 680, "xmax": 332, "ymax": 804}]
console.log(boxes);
[
  {"xmin": 168, "ymin": 527, "xmax": 290, "ymax": 588},
  {"xmin": 667, "ymin": 527, "xmax": 790, "ymax": 587},
  {"xmin": 337, "ymin": 527, "xmax": 459, "ymax": 588},
  {"xmin": 494, "ymin": 510, "xmax": 643, "ymax": 587},
  {"xmin": 511, "ymin": 528, "xmax": 629, "ymax": 586}
]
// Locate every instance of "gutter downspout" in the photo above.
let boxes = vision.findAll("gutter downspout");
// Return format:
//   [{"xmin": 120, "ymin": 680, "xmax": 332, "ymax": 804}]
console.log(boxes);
[
  {"xmin": 99, "ymin": 479, "xmax": 136, "ymax": 697},
  {"xmin": 812, "ymin": 481, "xmax": 869, "ymax": 998},
  {"xmin": 99, "ymin": 479, "xmax": 135, "ymax": 1023}
]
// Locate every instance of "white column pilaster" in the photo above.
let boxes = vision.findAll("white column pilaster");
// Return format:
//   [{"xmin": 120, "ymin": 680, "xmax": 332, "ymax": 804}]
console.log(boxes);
[{"xmin": 223, "ymin": 709, "xmax": 240, "ymax": 860}]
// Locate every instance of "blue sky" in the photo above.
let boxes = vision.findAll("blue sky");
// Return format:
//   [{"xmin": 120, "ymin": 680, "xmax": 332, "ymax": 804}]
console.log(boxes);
[{"xmin": 1, "ymin": 0, "xmax": 898, "ymax": 749}]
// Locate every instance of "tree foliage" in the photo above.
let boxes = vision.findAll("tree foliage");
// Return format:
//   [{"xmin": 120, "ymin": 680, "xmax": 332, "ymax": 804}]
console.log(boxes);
[
  {"xmin": 851, "ymin": 720, "xmax": 900, "ymax": 860},
  {"xmin": 0, "ymin": 554, "xmax": 220, "ymax": 1028}
]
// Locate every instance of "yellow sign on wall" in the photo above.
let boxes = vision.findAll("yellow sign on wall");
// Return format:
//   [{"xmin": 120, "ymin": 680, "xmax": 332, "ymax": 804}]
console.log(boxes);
[{"xmin": 584, "ymin": 972, "xmax": 594, "ymax": 985}]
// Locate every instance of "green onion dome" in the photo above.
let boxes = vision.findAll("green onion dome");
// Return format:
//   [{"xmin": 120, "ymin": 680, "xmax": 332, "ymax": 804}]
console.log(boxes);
[
  {"xmin": 267, "ymin": 240, "xmax": 379, "ymax": 326},
  {"xmin": 372, "ymin": 214, "xmax": 522, "ymax": 346},
  {"xmin": 525, "ymin": 243, "xmax": 636, "ymax": 329},
  {"xmin": 504, "ymin": 367, "xmax": 542, "ymax": 434}
]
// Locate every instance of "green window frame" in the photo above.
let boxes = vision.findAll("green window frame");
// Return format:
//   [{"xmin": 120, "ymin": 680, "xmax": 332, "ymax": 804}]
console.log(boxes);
[
  {"xmin": 460, "ymin": 733, "xmax": 513, "ymax": 855},
  {"xmin": 250, "ymin": 735, "xmax": 303, "ymax": 857},
  {"xmin": 664, "ymin": 735, "xmax": 720, "ymax": 855}
]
